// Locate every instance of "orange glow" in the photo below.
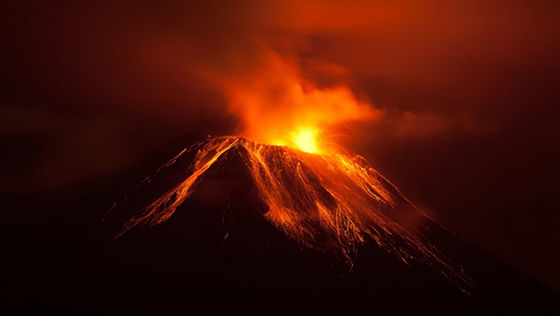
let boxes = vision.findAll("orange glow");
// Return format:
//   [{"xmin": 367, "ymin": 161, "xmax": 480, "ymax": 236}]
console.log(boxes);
[
  {"xmin": 271, "ymin": 126, "xmax": 321, "ymax": 153},
  {"xmin": 209, "ymin": 49, "xmax": 381, "ymax": 153},
  {"xmin": 291, "ymin": 127, "xmax": 320, "ymax": 153}
]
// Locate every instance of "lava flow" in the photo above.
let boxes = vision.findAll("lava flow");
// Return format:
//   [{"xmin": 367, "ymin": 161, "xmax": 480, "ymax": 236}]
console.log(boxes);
[{"xmin": 110, "ymin": 133, "xmax": 470, "ymax": 291}]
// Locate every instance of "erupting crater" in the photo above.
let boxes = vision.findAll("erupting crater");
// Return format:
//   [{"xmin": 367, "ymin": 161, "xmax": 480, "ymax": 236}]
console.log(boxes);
[{"xmin": 108, "ymin": 135, "xmax": 470, "ymax": 292}]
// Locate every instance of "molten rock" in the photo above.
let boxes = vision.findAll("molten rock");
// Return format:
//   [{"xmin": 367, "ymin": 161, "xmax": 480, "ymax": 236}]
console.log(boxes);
[{"xmin": 106, "ymin": 136, "xmax": 469, "ymax": 290}]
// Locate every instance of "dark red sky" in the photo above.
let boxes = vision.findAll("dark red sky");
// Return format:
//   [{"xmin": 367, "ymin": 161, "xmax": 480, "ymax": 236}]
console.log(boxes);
[{"xmin": 2, "ymin": 1, "xmax": 559, "ymax": 290}]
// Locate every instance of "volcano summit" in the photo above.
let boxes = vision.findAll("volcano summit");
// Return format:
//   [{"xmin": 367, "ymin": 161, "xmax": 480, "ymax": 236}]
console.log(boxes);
[
  {"xmin": 108, "ymin": 136, "xmax": 468, "ymax": 286},
  {"xmin": 95, "ymin": 135, "xmax": 558, "ymax": 314}
]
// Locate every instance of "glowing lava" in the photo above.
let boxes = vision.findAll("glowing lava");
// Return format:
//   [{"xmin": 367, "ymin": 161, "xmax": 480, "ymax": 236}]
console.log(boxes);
[
  {"xmin": 289, "ymin": 127, "xmax": 320, "ymax": 153},
  {"xmin": 110, "ymin": 135, "xmax": 470, "ymax": 292},
  {"xmin": 270, "ymin": 126, "xmax": 322, "ymax": 154}
]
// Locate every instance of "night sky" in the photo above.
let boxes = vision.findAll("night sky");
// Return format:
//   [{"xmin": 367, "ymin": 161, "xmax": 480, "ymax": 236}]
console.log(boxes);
[{"xmin": 2, "ymin": 1, "xmax": 559, "ymax": 292}]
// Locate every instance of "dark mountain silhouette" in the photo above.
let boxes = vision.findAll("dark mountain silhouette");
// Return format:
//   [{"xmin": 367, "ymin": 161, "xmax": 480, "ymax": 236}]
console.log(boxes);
[{"xmin": 1, "ymin": 134, "xmax": 558, "ymax": 315}]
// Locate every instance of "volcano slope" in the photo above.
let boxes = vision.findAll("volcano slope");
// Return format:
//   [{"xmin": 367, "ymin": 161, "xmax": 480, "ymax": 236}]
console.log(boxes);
[{"xmin": 87, "ymin": 135, "xmax": 557, "ymax": 314}]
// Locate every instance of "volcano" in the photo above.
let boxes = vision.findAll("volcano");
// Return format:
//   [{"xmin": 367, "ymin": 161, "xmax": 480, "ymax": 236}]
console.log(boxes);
[
  {"xmin": 107, "ymin": 136, "xmax": 469, "ymax": 286},
  {"xmin": 87, "ymin": 135, "xmax": 558, "ymax": 314}
]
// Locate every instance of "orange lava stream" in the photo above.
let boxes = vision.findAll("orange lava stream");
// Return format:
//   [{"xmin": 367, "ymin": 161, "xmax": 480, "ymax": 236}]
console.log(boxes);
[{"xmin": 113, "ymin": 136, "xmax": 470, "ymax": 291}]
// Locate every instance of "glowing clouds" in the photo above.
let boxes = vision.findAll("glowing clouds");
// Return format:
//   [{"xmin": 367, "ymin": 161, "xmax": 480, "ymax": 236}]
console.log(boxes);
[{"xmin": 213, "ymin": 49, "xmax": 381, "ymax": 153}]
